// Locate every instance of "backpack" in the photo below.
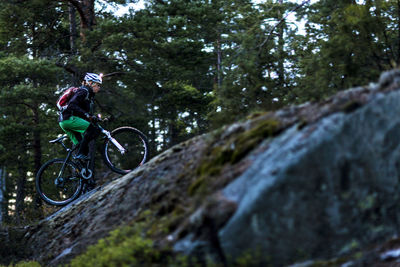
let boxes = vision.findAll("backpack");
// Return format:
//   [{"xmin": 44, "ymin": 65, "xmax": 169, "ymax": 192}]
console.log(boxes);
[{"xmin": 56, "ymin": 87, "xmax": 88, "ymax": 111}]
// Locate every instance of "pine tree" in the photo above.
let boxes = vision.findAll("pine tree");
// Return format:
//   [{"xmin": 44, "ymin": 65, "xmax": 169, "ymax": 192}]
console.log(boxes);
[
  {"xmin": 0, "ymin": 0, "xmax": 65, "ymax": 223},
  {"xmin": 292, "ymin": 0, "xmax": 399, "ymax": 102},
  {"xmin": 92, "ymin": 0, "xmax": 216, "ymax": 149},
  {"xmin": 209, "ymin": 0, "xmax": 299, "ymax": 126}
]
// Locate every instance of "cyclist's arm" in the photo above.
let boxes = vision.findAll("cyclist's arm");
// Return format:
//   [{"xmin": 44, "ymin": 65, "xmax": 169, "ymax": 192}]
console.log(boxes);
[{"xmin": 67, "ymin": 89, "xmax": 90, "ymax": 119}]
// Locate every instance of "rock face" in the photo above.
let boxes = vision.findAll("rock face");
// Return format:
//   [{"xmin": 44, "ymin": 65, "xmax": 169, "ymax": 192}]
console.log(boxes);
[
  {"xmin": 220, "ymin": 89, "xmax": 400, "ymax": 264},
  {"xmin": 178, "ymin": 69, "xmax": 400, "ymax": 265},
  {"xmin": 0, "ymin": 134, "xmax": 214, "ymax": 266},
  {"xmin": 3, "ymin": 70, "xmax": 400, "ymax": 266}
]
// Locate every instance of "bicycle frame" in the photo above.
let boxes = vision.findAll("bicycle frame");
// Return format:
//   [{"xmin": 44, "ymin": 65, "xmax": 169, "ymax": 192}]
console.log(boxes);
[
  {"xmin": 49, "ymin": 137, "xmax": 76, "ymax": 185},
  {"xmin": 57, "ymin": 150, "xmax": 74, "ymax": 179},
  {"xmin": 51, "ymin": 123, "xmax": 127, "ymax": 183},
  {"xmin": 50, "ymin": 136, "xmax": 92, "ymax": 184}
]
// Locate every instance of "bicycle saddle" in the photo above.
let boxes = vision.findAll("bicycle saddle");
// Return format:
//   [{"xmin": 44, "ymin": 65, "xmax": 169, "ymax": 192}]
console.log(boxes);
[{"xmin": 49, "ymin": 135, "xmax": 68, "ymax": 144}]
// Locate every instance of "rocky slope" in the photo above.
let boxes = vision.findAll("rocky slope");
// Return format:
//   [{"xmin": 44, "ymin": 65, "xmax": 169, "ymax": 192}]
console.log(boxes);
[{"xmin": 4, "ymin": 70, "xmax": 400, "ymax": 266}]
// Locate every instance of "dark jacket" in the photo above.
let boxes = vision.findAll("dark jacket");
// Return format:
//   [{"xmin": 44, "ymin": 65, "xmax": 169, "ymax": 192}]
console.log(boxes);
[{"xmin": 60, "ymin": 86, "xmax": 95, "ymax": 121}]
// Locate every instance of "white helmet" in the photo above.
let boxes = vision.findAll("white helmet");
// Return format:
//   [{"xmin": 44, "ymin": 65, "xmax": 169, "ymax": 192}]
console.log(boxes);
[{"xmin": 84, "ymin": 73, "xmax": 102, "ymax": 84}]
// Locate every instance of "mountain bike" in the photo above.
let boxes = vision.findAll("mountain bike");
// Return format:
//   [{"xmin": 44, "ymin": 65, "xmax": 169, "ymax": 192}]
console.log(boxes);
[{"xmin": 36, "ymin": 121, "xmax": 149, "ymax": 206}]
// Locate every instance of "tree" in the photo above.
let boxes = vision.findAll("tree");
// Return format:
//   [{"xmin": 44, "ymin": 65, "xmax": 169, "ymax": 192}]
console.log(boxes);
[
  {"xmin": 209, "ymin": 0, "xmax": 299, "ymax": 126},
  {"xmin": 0, "ymin": 0, "xmax": 65, "ymax": 223},
  {"xmin": 292, "ymin": 0, "xmax": 399, "ymax": 102},
  {"xmin": 89, "ymin": 0, "xmax": 216, "ymax": 149},
  {"xmin": 0, "ymin": 56, "xmax": 60, "ymax": 223}
]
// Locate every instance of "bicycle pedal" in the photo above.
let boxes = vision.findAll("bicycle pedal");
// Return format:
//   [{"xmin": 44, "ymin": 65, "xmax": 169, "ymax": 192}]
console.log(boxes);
[{"xmin": 81, "ymin": 168, "xmax": 93, "ymax": 180}]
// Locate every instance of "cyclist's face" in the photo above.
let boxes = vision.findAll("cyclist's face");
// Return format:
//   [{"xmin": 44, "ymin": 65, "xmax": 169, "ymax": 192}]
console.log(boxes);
[{"xmin": 92, "ymin": 82, "xmax": 101, "ymax": 93}]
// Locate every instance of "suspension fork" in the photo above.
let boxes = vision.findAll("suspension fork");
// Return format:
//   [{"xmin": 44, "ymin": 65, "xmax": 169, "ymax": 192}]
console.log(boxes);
[{"xmin": 98, "ymin": 125, "xmax": 127, "ymax": 154}]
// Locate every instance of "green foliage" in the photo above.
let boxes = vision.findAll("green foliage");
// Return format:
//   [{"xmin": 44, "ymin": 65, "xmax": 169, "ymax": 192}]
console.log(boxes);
[
  {"xmin": 233, "ymin": 248, "xmax": 270, "ymax": 266},
  {"xmin": 68, "ymin": 222, "xmax": 159, "ymax": 267},
  {"xmin": 292, "ymin": 0, "xmax": 394, "ymax": 103},
  {"xmin": 0, "ymin": 227, "xmax": 34, "ymax": 266},
  {"xmin": 209, "ymin": 0, "xmax": 298, "ymax": 127},
  {"xmin": 0, "ymin": 55, "xmax": 61, "ymax": 224},
  {"xmin": 10, "ymin": 261, "xmax": 41, "ymax": 267}
]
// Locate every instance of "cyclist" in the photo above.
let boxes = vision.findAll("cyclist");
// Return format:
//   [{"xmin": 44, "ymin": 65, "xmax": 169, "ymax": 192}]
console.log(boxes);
[{"xmin": 59, "ymin": 73, "xmax": 102, "ymax": 161}]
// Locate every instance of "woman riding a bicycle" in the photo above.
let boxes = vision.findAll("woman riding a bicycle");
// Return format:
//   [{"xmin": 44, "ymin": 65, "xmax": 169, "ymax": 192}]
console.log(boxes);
[
  {"xmin": 59, "ymin": 73, "xmax": 102, "ymax": 161},
  {"xmin": 36, "ymin": 72, "xmax": 149, "ymax": 206}
]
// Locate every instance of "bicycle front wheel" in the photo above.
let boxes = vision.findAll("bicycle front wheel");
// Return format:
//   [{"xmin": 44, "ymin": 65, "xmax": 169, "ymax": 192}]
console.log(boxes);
[
  {"xmin": 102, "ymin": 127, "xmax": 149, "ymax": 174},
  {"xmin": 36, "ymin": 159, "xmax": 83, "ymax": 206}
]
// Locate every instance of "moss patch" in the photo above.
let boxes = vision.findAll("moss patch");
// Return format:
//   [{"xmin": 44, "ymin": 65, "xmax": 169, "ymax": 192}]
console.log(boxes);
[
  {"xmin": 66, "ymin": 211, "xmax": 211, "ymax": 267},
  {"xmin": 189, "ymin": 119, "xmax": 281, "ymax": 197},
  {"xmin": 231, "ymin": 119, "xmax": 280, "ymax": 163},
  {"xmin": 0, "ymin": 261, "xmax": 41, "ymax": 267},
  {"xmin": 68, "ymin": 221, "xmax": 168, "ymax": 267},
  {"xmin": 339, "ymin": 100, "xmax": 363, "ymax": 113}
]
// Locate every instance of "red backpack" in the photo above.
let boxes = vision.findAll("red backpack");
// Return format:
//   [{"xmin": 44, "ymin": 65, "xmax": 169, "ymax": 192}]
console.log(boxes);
[{"xmin": 56, "ymin": 87, "xmax": 87, "ymax": 111}]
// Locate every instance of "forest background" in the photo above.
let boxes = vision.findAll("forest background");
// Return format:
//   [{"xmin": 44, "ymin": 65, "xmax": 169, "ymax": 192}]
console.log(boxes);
[{"xmin": 0, "ymin": 0, "xmax": 397, "ymax": 225}]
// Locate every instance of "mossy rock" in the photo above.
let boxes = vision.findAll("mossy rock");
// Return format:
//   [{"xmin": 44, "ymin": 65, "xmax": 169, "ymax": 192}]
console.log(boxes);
[
  {"xmin": 189, "ymin": 119, "xmax": 281, "ymax": 197},
  {"xmin": 339, "ymin": 100, "xmax": 363, "ymax": 113},
  {"xmin": 230, "ymin": 119, "xmax": 281, "ymax": 163}
]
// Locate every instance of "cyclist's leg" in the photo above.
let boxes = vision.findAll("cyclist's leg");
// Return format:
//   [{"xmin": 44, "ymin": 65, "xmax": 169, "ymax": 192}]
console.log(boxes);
[
  {"xmin": 59, "ymin": 116, "xmax": 90, "ymax": 145},
  {"xmin": 73, "ymin": 132, "xmax": 83, "ymax": 144},
  {"xmin": 75, "ymin": 124, "xmax": 101, "ymax": 159}
]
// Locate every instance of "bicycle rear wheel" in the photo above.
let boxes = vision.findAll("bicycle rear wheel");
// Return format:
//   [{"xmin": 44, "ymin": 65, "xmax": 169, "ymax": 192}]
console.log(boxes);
[
  {"xmin": 36, "ymin": 158, "xmax": 83, "ymax": 206},
  {"xmin": 102, "ymin": 127, "xmax": 149, "ymax": 174}
]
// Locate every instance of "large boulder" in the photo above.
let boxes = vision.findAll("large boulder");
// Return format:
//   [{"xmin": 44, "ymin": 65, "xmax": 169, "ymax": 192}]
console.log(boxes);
[{"xmin": 218, "ymin": 70, "xmax": 400, "ymax": 265}]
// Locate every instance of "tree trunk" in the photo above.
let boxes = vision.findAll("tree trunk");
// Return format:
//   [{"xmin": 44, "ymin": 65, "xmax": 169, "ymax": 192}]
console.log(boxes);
[
  {"xmin": 151, "ymin": 108, "xmax": 158, "ymax": 154},
  {"xmin": 216, "ymin": 38, "xmax": 222, "ymax": 89},
  {"xmin": 0, "ymin": 168, "xmax": 5, "ymax": 224},
  {"xmin": 15, "ymin": 165, "xmax": 27, "ymax": 225},
  {"xmin": 32, "ymin": 106, "xmax": 42, "ymax": 178},
  {"xmin": 169, "ymin": 120, "xmax": 179, "ymax": 147},
  {"xmin": 277, "ymin": 0, "xmax": 285, "ymax": 89},
  {"xmin": 69, "ymin": 2, "xmax": 77, "ymax": 54},
  {"xmin": 65, "ymin": 0, "xmax": 96, "ymax": 41},
  {"xmin": 32, "ymin": 105, "xmax": 44, "ymax": 211},
  {"xmin": 398, "ymin": 0, "xmax": 400, "ymax": 64}
]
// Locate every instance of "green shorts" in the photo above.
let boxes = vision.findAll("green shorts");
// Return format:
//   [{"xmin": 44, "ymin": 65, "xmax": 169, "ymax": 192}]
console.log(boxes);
[{"xmin": 59, "ymin": 116, "xmax": 90, "ymax": 145}]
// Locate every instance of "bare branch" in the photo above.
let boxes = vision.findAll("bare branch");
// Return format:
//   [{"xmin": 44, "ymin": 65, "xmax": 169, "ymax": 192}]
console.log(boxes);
[{"xmin": 103, "ymin": 72, "xmax": 128, "ymax": 78}]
